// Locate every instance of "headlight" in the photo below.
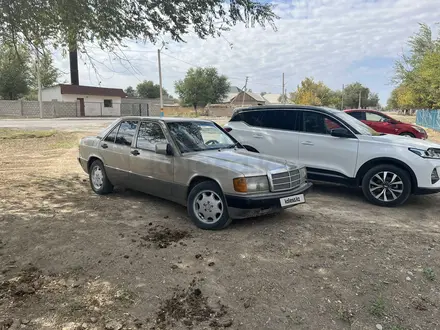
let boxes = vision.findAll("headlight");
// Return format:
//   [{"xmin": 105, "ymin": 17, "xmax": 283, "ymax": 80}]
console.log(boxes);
[
  {"xmin": 299, "ymin": 167, "xmax": 307, "ymax": 180},
  {"xmin": 412, "ymin": 126, "xmax": 426, "ymax": 134},
  {"xmin": 233, "ymin": 176, "xmax": 269, "ymax": 193},
  {"xmin": 409, "ymin": 148, "xmax": 440, "ymax": 159}
]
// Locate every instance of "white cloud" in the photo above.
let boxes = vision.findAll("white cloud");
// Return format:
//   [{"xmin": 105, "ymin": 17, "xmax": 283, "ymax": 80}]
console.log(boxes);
[{"xmin": 55, "ymin": 0, "xmax": 440, "ymax": 103}]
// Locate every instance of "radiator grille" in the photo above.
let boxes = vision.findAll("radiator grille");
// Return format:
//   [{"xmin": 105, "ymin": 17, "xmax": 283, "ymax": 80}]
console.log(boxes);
[{"xmin": 270, "ymin": 168, "xmax": 301, "ymax": 191}]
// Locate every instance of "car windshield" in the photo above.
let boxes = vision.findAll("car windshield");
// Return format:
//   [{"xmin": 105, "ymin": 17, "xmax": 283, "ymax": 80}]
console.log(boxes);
[
  {"xmin": 333, "ymin": 110, "xmax": 381, "ymax": 136},
  {"xmin": 167, "ymin": 121, "xmax": 237, "ymax": 153}
]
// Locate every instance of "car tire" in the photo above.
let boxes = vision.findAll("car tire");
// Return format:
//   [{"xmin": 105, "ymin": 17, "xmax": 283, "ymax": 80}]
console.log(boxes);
[
  {"xmin": 361, "ymin": 164, "xmax": 411, "ymax": 207},
  {"xmin": 187, "ymin": 181, "xmax": 232, "ymax": 230},
  {"xmin": 89, "ymin": 160, "xmax": 113, "ymax": 195},
  {"xmin": 400, "ymin": 132, "xmax": 415, "ymax": 138}
]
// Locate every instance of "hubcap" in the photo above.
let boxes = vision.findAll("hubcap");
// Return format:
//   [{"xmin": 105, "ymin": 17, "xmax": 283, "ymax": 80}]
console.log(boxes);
[
  {"xmin": 91, "ymin": 166, "xmax": 104, "ymax": 189},
  {"xmin": 369, "ymin": 171, "xmax": 404, "ymax": 202},
  {"xmin": 193, "ymin": 190, "xmax": 224, "ymax": 224}
]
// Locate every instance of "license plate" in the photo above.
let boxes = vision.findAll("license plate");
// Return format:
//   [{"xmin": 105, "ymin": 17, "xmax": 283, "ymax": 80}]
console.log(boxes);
[{"xmin": 280, "ymin": 194, "xmax": 305, "ymax": 207}]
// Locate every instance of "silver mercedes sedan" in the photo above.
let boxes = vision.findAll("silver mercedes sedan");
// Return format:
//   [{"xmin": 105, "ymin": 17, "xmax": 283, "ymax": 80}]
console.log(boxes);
[{"xmin": 78, "ymin": 117, "xmax": 312, "ymax": 229}]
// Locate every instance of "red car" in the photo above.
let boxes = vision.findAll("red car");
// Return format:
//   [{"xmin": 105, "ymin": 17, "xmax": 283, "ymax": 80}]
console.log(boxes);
[{"xmin": 344, "ymin": 109, "xmax": 428, "ymax": 139}]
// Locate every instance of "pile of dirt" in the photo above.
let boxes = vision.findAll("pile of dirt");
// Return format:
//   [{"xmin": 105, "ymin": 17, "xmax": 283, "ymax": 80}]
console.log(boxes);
[
  {"xmin": 139, "ymin": 224, "xmax": 190, "ymax": 249},
  {"xmin": 0, "ymin": 265, "xmax": 44, "ymax": 298},
  {"xmin": 155, "ymin": 278, "xmax": 230, "ymax": 329}
]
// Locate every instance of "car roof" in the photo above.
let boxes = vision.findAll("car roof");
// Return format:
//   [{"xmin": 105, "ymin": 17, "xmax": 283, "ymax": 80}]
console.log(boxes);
[
  {"xmin": 344, "ymin": 109, "xmax": 378, "ymax": 113},
  {"xmin": 233, "ymin": 104, "xmax": 340, "ymax": 115},
  {"xmin": 119, "ymin": 116, "xmax": 213, "ymax": 123}
]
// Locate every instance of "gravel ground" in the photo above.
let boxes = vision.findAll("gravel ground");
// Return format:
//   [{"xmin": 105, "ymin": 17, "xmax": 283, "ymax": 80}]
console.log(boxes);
[{"xmin": 0, "ymin": 128, "xmax": 439, "ymax": 330}]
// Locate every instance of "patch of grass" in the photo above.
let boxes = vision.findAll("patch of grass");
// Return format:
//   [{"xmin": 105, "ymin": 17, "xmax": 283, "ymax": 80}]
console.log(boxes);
[
  {"xmin": 389, "ymin": 326, "xmax": 406, "ymax": 330},
  {"xmin": 370, "ymin": 296, "xmax": 386, "ymax": 318},
  {"xmin": 338, "ymin": 306, "xmax": 354, "ymax": 324},
  {"xmin": 50, "ymin": 139, "xmax": 78, "ymax": 149},
  {"xmin": 423, "ymin": 267, "xmax": 435, "ymax": 281},
  {"xmin": 0, "ymin": 128, "xmax": 56, "ymax": 140}
]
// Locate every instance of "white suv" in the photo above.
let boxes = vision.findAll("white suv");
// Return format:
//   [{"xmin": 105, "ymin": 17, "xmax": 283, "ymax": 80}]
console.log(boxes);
[{"xmin": 224, "ymin": 105, "xmax": 440, "ymax": 206}]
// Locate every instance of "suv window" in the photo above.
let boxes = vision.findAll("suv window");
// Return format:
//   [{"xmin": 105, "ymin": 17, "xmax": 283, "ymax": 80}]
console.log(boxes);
[
  {"xmin": 347, "ymin": 111, "xmax": 365, "ymax": 120},
  {"xmin": 235, "ymin": 109, "xmax": 298, "ymax": 131},
  {"xmin": 104, "ymin": 123, "xmax": 120, "ymax": 143},
  {"xmin": 302, "ymin": 111, "xmax": 341, "ymax": 135},
  {"xmin": 366, "ymin": 112, "xmax": 385, "ymax": 122},
  {"xmin": 136, "ymin": 121, "xmax": 168, "ymax": 151},
  {"xmin": 115, "ymin": 120, "xmax": 138, "ymax": 146}
]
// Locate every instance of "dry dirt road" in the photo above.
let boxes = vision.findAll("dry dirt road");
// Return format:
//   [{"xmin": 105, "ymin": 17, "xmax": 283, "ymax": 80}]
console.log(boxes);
[{"xmin": 0, "ymin": 127, "xmax": 439, "ymax": 330}]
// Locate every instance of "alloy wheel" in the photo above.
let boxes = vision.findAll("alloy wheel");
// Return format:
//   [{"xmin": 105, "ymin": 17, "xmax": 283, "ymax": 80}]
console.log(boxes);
[
  {"xmin": 91, "ymin": 166, "xmax": 104, "ymax": 190},
  {"xmin": 369, "ymin": 171, "xmax": 404, "ymax": 202},
  {"xmin": 193, "ymin": 190, "xmax": 224, "ymax": 224}
]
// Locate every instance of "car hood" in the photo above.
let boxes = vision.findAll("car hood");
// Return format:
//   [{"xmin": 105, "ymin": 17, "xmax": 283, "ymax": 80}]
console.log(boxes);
[
  {"xmin": 183, "ymin": 149, "xmax": 299, "ymax": 176},
  {"xmin": 362, "ymin": 134, "xmax": 440, "ymax": 149}
]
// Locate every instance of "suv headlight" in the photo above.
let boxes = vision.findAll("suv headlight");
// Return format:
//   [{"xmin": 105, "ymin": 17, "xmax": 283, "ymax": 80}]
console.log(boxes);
[
  {"xmin": 412, "ymin": 126, "xmax": 426, "ymax": 134},
  {"xmin": 409, "ymin": 148, "xmax": 440, "ymax": 159},
  {"xmin": 233, "ymin": 176, "xmax": 269, "ymax": 193}
]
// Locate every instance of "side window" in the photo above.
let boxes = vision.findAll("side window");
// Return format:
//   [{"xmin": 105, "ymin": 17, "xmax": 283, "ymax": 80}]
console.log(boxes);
[
  {"xmin": 241, "ymin": 111, "xmax": 266, "ymax": 127},
  {"xmin": 302, "ymin": 112, "xmax": 341, "ymax": 135},
  {"xmin": 115, "ymin": 120, "xmax": 138, "ymax": 146},
  {"xmin": 262, "ymin": 110, "xmax": 297, "ymax": 131},
  {"xmin": 136, "ymin": 122, "xmax": 168, "ymax": 151},
  {"xmin": 366, "ymin": 112, "xmax": 384, "ymax": 122},
  {"xmin": 104, "ymin": 123, "xmax": 120, "ymax": 143},
  {"xmin": 348, "ymin": 111, "xmax": 365, "ymax": 120}
]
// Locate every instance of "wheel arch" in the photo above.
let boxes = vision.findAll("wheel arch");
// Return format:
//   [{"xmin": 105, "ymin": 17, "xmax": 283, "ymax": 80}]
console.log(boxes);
[
  {"xmin": 356, "ymin": 157, "xmax": 418, "ymax": 192},
  {"xmin": 87, "ymin": 155, "xmax": 104, "ymax": 173},
  {"xmin": 186, "ymin": 175, "xmax": 223, "ymax": 199}
]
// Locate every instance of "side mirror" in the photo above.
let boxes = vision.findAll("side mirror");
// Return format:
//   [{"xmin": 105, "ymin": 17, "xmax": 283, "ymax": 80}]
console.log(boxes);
[
  {"xmin": 331, "ymin": 127, "xmax": 353, "ymax": 138},
  {"xmin": 155, "ymin": 143, "xmax": 174, "ymax": 156}
]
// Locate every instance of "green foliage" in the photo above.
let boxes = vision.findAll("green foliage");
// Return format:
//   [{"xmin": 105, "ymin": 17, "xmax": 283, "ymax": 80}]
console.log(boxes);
[
  {"xmin": 0, "ymin": 0, "xmax": 277, "ymax": 53},
  {"xmin": 342, "ymin": 82, "xmax": 379, "ymax": 109},
  {"xmin": 423, "ymin": 267, "xmax": 435, "ymax": 281},
  {"xmin": 0, "ymin": 44, "xmax": 30, "ymax": 99},
  {"xmin": 391, "ymin": 23, "xmax": 440, "ymax": 109},
  {"xmin": 125, "ymin": 86, "xmax": 136, "ymax": 97},
  {"xmin": 175, "ymin": 67, "xmax": 230, "ymax": 113},
  {"xmin": 135, "ymin": 80, "xmax": 167, "ymax": 99},
  {"xmin": 370, "ymin": 296, "xmax": 386, "ymax": 317},
  {"xmin": 29, "ymin": 51, "xmax": 59, "ymax": 89}
]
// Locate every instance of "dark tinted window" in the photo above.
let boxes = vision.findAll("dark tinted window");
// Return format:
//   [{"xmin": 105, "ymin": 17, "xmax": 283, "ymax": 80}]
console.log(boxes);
[
  {"xmin": 104, "ymin": 124, "xmax": 120, "ymax": 143},
  {"xmin": 136, "ymin": 122, "xmax": 167, "ymax": 151},
  {"xmin": 302, "ymin": 111, "xmax": 341, "ymax": 135},
  {"xmin": 347, "ymin": 111, "xmax": 365, "ymax": 120},
  {"xmin": 236, "ymin": 109, "xmax": 298, "ymax": 131},
  {"xmin": 115, "ymin": 120, "xmax": 138, "ymax": 146}
]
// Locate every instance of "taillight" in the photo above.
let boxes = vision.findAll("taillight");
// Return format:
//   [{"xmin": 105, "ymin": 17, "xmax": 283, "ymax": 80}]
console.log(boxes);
[{"xmin": 224, "ymin": 127, "xmax": 232, "ymax": 132}]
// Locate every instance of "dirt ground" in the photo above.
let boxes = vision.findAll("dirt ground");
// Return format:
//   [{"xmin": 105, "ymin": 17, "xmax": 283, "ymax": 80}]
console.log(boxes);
[{"xmin": 1, "ymin": 126, "xmax": 440, "ymax": 330}]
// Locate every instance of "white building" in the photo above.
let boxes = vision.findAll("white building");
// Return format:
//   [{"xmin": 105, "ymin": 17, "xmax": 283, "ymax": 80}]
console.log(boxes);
[{"xmin": 42, "ymin": 84, "xmax": 127, "ymax": 116}]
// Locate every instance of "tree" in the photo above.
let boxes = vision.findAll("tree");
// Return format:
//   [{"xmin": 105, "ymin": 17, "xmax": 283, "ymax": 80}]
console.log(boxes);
[
  {"xmin": 124, "ymin": 86, "xmax": 136, "ymax": 97},
  {"xmin": 0, "ymin": 44, "xmax": 30, "ymax": 99},
  {"xmin": 29, "ymin": 51, "xmax": 59, "ymax": 89},
  {"xmin": 341, "ymin": 82, "xmax": 379, "ymax": 109},
  {"xmin": 1, "ymin": 0, "xmax": 277, "ymax": 85},
  {"xmin": 136, "ymin": 80, "xmax": 168, "ymax": 99},
  {"xmin": 175, "ymin": 67, "xmax": 230, "ymax": 113},
  {"xmin": 289, "ymin": 77, "xmax": 335, "ymax": 107}
]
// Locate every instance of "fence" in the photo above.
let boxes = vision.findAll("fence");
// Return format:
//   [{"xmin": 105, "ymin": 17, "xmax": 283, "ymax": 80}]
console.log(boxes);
[
  {"xmin": 416, "ymin": 109, "xmax": 440, "ymax": 131},
  {"xmin": 0, "ymin": 100, "xmax": 79, "ymax": 118}
]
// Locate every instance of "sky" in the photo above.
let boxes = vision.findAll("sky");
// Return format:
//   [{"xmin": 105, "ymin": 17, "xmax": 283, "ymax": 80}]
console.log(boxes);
[{"xmin": 53, "ymin": 0, "xmax": 440, "ymax": 105}]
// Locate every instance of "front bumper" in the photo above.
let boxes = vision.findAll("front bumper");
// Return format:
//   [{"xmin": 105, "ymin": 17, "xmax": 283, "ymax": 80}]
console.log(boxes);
[
  {"xmin": 78, "ymin": 157, "xmax": 88, "ymax": 173},
  {"xmin": 225, "ymin": 182, "xmax": 312, "ymax": 219}
]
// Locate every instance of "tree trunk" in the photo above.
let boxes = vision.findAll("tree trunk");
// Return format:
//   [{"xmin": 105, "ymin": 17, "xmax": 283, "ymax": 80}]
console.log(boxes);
[{"xmin": 193, "ymin": 104, "xmax": 198, "ymax": 116}]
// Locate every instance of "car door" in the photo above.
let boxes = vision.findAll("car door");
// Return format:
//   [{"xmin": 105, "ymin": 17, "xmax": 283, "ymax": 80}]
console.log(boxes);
[
  {"xmin": 297, "ymin": 110, "xmax": 359, "ymax": 179},
  {"xmin": 128, "ymin": 121, "xmax": 174, "ymax": 199},
  {"xmin": 365, "ymin": 112, "xmax": 395, "ymax": 134},
  {"xmin": 237, "ymin": 109, "xmax": 300, "ymax": 163},
  {"xmin": 99, "ymin": 120, "xmax": 138, "ymax": 185}
]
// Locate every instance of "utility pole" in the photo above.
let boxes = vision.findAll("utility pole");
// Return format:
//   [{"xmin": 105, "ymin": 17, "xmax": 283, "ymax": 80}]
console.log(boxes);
[
  {"xmin": 282, "ymin": 73, "xmax": 285, "ymax": 104},
  {"xmin": 358, "ymin": 90, "xmax": 362, "ymax": 109},
  {"xmin": 341, "ymin": 84, "xmax": 344, "ymax": 110},
  {"xmin": 157, "ymin": 49, "xmax": 164, "ymax": 117},
  {"xmin": 241, "ymin": 76, "xmax": 249, "ymax": 107},
  {"xmin": 35, "ymin": 49, "xmax": 43, "ymax": 119}
]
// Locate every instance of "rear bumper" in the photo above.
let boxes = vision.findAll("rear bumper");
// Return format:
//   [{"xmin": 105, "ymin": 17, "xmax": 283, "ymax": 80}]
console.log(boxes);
[{"xmin": 225, "ymin": 182, "xmax": 312, "ymax": 219}]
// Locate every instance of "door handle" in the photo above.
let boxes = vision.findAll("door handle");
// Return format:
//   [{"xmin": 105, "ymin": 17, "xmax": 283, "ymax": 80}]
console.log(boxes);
[
  {"xmin": 101, "ymin": 143, "xmax": 108, "ymax": 149},
  {"xmin": 131, "ymin": 150, "xmax": 140, "ymax": 156},
  {"xmin": 253, "ymin": 133, "xmax": 263, "ymax": 138},
  {"xmin": 301, "ymin": 141, "xmax": 314, "ymax": 146}
]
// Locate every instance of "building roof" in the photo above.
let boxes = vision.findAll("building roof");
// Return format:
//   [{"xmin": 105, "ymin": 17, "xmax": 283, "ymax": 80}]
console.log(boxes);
[
  {"xmin": 229, "ymin": 86, "xmax": 242, "ymax": 93},
  {"xmin": 223, "ymin": 92, "xmax": 239, "ymax": 103},
  {"xmin": 58, "ymin": 84, "xmax": 127, "ymax": 97},
  {"xmin": 231, "ymin": 91, "xmax": 266, "ymax": 103},
  {"xmin": 262, "ymin": 93, "xmax": 282, "ymax": 104}
]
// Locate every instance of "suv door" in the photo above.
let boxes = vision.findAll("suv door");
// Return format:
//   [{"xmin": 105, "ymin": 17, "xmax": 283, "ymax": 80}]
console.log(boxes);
[
  {"xmin": 298, "ymin": 111, "xmax": 359, "ymax": 179},
  {"xmin": 231, "ymin": 109, "xmax": 300, "ymax": 162},
  {"xmin": 128, "ymin": 121, "xmax": 174, "ymax": 199},
  {"xmin": 100, "ymin": 120, "xmax": 138, "ymax": 185}
]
